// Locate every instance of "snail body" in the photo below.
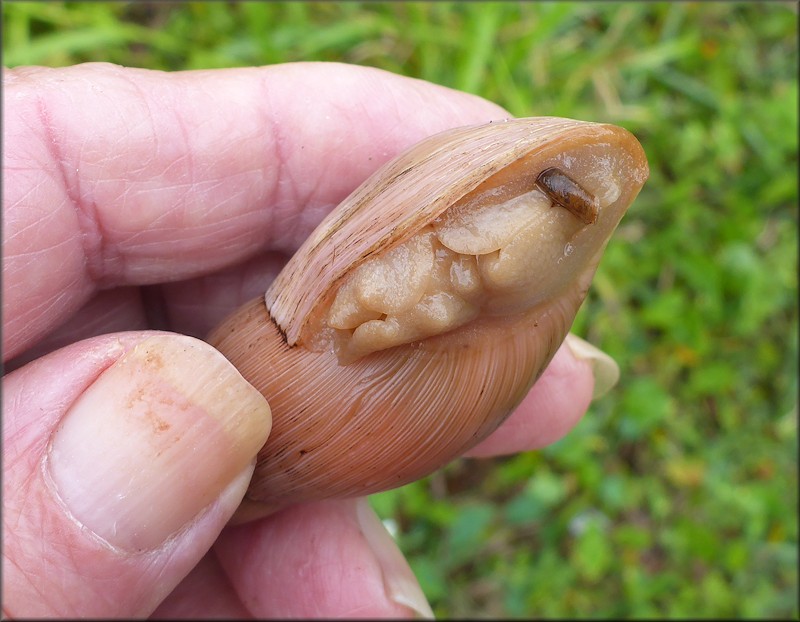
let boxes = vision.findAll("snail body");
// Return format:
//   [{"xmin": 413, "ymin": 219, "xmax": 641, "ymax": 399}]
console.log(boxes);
[{"xmin": 209, "ymin": 117, "xmax": 648, "ymax": 518}]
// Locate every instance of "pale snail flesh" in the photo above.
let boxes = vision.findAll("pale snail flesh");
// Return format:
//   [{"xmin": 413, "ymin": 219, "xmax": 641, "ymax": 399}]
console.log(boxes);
[{"xmin": 208, "ymin": 116, "xmax": 649, "ymax": 520}]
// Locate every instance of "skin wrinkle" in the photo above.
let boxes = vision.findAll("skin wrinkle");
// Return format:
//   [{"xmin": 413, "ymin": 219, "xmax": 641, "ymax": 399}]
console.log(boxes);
[
  {"xmin": 260, "ymin": 77, "xmax": 301, "ymax": 254},
  {"xmin": 191, "ymin": 178, "xmax": 267, "ymax": 240},
  {"xmin": 309, "ymin": 101, "xmax": 386, "ymax": 223},
  {"xmin": 226, "ymin": 518, "xmax": 307, "ymax": 615},
  {"xmin": 9, "ymin": 117, "xmax": 96, "ymax": 340},
  {"xmin": 5, "ymin": 290, "xmax": 144, "ymax": 372},
  {"xmin": 1, "ymin": 556, "xmax": 25, "ymax": 619},
  {"xmin": 99, "ymin": 71, "xmax": 274, "ymax": 267},
  {"xmin": 123, "ymin": 209, "xmax": 244, "ymax": 260},
  {"xmin": 322, "ymin": 529, "xmax": 384, "ymax": 618},
  {"xmin": 7, "ymin": 233, "xmax": 70, "ymax": 261},
  {"xmin": 195, "ymin": 74, "xmax": 275, "ymax": 235},
  {"xmin": 213, "ymin": 536, "xmax": 263, "ymax": 616},
  {"xmin": 4, "ymin": 416, "xmax": 44, "ymax": 490},
  {"xmin": 382, "ymin": 83, "xmax": 417, "ymax": 139},
  {"xmin": 302, "ymin": 536, "xmax": 339, "ymax": 618},
  {"xmin": 118, "ymin": 216, "xmax": 256, "ymax": 270},
  {"xmin": 152, "ymin": 552, "xmax": 251, "ymax": 618},
  {"xmin": 3, "ymin": 173, "xmax": 46, "ymax": 223},
  {"xmin": 206, "ymin": 549, "xmax": 254, "ymax": 618},
  {"xmin": 257, "ymin": 68, "xmax": 399, "ymax": 255},
  {"xmin": 7, "ymin": 488, "xmax": 73, "ymax": 615},
  {"xmin": 223, "ymin": 505, "xmax": 392, "ymax": 618},
  {"xmin": 16, "ymin": 286, "xmax": 80, "ymax": 348},
  {"xmin": 35, "ymin": 82, "xmax": 110, "ymax": 288},
  {"xmin": 142, "ymin": 549, "xmax": 181, "ymax": 612},
  {"xmin": 120, "ymin": 64, "xmax": 163, "ymax": 175},
  {"xmin": 172, "ymin": 92, "xmax": 198, "ymax": 197},
  {"xmin": 5, "ymin": 200, "xmax": 75, "ymax": 324},
  {"xmin": 55, "ymin": 67, "xmax": 255, "ymax": 286},
  {"xmin": 85, "ymin": 68, "xmax": 195, "ymax": 286}
]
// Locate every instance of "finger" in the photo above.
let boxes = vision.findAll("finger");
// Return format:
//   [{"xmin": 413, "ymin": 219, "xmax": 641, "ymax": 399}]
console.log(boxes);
[
  {"xmin": 465, "ymin": 335, "xmax": 620, "ymax": 457},
  {"xmin": 155, "ymin": 250, "xmax": 290, "ymax": 339},
  {"xmin": 150, "ymin": 552, "xmax": 251, "ymax": 619},
  {"xmin": 3, "ymin": 287, "xmax": 147, "ymax": 372},
  {"xmin": 3, "ymin": 246, "xmax": 290, "ymax": 373},
  {"xmin": 1, "ymin": 333, "xmax": 271, "ymax": 618},
  {"xmin": 213, "ymin": 498, "xmax": 434, "ymax": 619},
  {"xmin": 3, "ymin": 62, "xmax": 508, "ymax": 359}
]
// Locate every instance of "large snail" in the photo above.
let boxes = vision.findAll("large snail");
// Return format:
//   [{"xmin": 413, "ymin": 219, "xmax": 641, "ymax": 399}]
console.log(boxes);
[{"xmin": 208, "ymin": 116, "xmax": 649, "ymax": 521}]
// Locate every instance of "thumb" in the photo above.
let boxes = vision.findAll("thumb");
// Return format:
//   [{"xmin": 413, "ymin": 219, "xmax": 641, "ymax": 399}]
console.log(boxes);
[{"xmin": 2, "ymin": 332, "xmax": 271, "ymax": 618}]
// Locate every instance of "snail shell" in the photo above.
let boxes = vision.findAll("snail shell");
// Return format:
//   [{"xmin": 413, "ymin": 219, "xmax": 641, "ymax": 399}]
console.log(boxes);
[{"xmin": 208, "ymin": 117, "xmax": 648, "ymax": 520}]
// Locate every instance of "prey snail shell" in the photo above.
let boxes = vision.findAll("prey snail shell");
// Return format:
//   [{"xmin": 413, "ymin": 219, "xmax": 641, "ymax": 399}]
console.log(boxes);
[
  {"xmin": 208, "ymin": 116, "xmax": 649, "ymax": 520},
  {"xmin": 536, "ymin": 167, "xmax": 600, "ymax": 225}
]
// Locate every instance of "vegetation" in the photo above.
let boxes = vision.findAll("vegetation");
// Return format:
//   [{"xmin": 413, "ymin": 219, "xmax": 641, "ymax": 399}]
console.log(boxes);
[{"xmin": 4, "ymin": 2, "xmax": 797, "ymax": 617}]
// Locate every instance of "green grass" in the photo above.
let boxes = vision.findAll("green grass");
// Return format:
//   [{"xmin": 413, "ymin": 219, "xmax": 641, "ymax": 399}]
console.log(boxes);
[{"xmin": 4, "ymin": 1, "xmax": 797, "ymax": 618}]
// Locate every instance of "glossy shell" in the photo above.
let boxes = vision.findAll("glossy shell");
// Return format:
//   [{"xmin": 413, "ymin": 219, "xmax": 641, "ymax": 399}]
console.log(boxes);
[
  {"xmin": 209, "ymin": 116, "xmax": 649, "ymax": 519},
  {"xmin": 536, "ymin": 167, "xmax": 599, "ymax": 225},
  {"xmin": 267, "ymin": 117, "xmax": 647, "ymax": 349}
]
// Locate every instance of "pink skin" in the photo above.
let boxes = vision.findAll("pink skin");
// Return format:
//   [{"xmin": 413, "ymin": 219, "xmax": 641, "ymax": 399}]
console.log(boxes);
[{"xmin": 3, "ymin": 62, "xmax": 595, "ymax": 618}]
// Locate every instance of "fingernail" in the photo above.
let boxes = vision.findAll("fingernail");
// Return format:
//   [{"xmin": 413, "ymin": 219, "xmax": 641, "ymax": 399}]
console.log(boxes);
[
  {"xmin": 46, "ymin": 334, "xmax": 271, "ymax": 552},
  {"xmin": 355, "ymin": 498, "xmax": 435, "ymax": 619},
  {"xmin": 565, "ymin": 333, "xmax": 620, "ymax": 400}
]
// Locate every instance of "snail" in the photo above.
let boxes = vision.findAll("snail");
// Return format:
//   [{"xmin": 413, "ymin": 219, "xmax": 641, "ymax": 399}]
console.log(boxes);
[{"xmin": 208, "ymin": 116, "xmax": 649, "ymax": 521}]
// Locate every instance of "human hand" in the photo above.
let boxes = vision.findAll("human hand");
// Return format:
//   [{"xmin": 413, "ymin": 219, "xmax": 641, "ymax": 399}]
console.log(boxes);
[{"xmin": 3, "ymin": 62, "xmax": 617, "ymax": 618}]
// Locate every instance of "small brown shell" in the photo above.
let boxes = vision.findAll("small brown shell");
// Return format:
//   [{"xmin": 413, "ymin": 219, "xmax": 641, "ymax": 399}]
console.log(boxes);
[{"xmin": 536, "ymin": 167, "xmax": 600, "ymax": 225}]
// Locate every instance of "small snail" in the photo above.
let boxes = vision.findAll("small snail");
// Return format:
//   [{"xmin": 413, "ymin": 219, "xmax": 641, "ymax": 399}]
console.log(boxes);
[
  {"xmin": 535, "ymin": 167, "xmax": 600, "ymax": 225},
  {"xmin": 208, "ymin": 116, "xmax": 649, "ymax": 520}
]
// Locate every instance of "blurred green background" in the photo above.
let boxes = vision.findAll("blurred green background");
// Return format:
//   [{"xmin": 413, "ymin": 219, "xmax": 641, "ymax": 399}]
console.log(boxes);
[{"xmin": 4, "ymin": 1, "xmax": 797, "ymax": 618}]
